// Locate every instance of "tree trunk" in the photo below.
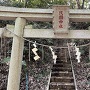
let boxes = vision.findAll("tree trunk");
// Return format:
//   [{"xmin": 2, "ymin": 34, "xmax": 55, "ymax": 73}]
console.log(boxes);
[
  {"xmin": 81, "ymin": 0, "xmax": 85, "ymax": 9},
  {"xmin": 76, "ymin": 0, "xmax": 81, "ymax": 9}
]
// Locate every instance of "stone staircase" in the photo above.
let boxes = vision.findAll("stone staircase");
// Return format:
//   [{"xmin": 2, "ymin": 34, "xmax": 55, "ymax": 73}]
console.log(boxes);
[{"xmin": 49, "ymin": 49, "xmax": 75, "ymax": 90}]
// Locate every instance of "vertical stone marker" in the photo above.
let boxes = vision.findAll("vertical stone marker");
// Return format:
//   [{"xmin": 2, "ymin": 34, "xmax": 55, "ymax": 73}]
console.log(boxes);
[{"xmin": 53, "ymin": 5, "xmax": 69, "ymax": 34}]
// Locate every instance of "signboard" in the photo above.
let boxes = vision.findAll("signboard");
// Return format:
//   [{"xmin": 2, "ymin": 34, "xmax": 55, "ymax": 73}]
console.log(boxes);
[{"xmin": 53, "ymin": 5, "xmax": 69, "ymax": 34}]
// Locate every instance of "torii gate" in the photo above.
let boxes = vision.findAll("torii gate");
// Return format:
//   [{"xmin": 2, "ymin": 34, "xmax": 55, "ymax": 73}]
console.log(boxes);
[{"xmin": 0, "ymin": 5, "xmax": 90, "ymax": 90}]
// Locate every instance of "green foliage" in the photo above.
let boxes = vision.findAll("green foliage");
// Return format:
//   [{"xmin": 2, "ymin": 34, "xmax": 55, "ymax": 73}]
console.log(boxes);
[
  {"xmin": 50, "ymin": 0, "xmax": 68, "ymax": 5},
  {"xmin": 22, "ymin": 60, "xmax": 27, "ymax": 66},
  {"xmin": 0, "ymin": 0, "xmax": 90, "ymax": 9},
  {"xmin": 0, "ymin": 0, "xmax": 68, "ymax": 8},
  {"xmin": 2, "ymin": 57, "xmax": 10, "ymax": 63},
  {"xmin": 11, "ymin": 1, "xmax": 24, "ymax": 7},
  {"xmin": 1, "ymin": 57, "xmax": 27, "ymax": 66},
  {"xmin": 0, "ymin": 0, "xmax": 24, "ymax": 7},
  {"xmin": 27, "ymin": 0, "xmax": 68, "ymax": 8}
]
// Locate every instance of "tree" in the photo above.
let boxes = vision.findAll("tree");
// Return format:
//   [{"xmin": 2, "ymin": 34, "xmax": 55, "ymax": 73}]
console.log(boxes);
[{"xmin": 0, "ymin": 0, "xmax": 68, "ymax": 8}]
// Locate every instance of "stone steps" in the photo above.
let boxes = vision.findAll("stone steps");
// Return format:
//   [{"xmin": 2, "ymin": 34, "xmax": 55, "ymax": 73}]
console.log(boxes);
[
  {"xmin": 51, "ymin": 77, "xmax": 74, "ymax": 82},
  {"xmin": 49, "ymin": 83, "xmax": 75, "ymax": 89},
  {"xmin": 51, "ymin": 72, "xmax": 73, "ymax": 77},
  {"xmin": 49, "ymin": 49, "xmax": 75, "ymax": 90},
  {"xmin": 52, "ymin": 68, "xmax": 72, "ymax": 72}
]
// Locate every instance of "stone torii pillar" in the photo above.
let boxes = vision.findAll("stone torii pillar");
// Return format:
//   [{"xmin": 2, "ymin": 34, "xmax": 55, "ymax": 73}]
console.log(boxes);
[{"xmin": 7, "ymin": 17, "xmax": 26, "ymax": 90}]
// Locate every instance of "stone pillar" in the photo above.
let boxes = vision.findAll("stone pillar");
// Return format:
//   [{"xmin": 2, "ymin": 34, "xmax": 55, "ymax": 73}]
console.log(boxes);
[{"xmin": 7, "ymin": 17, "xmax": 26, "ymax": 90}]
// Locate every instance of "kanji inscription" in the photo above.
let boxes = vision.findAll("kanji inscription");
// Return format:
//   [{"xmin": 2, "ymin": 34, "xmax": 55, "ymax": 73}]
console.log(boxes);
[{"xmin": 59, "ymin": 11, "xmax": 63, "ymax": 28}]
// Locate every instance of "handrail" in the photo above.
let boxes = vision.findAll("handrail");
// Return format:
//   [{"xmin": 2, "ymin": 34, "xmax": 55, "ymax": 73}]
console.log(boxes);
[
  {"xmin": 46, "ymin": 70, "xmax": 52, "ymax": 90},
  {"xmin": 67, "ymin": 43, "xmax": 78, "ymax": 90}
]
